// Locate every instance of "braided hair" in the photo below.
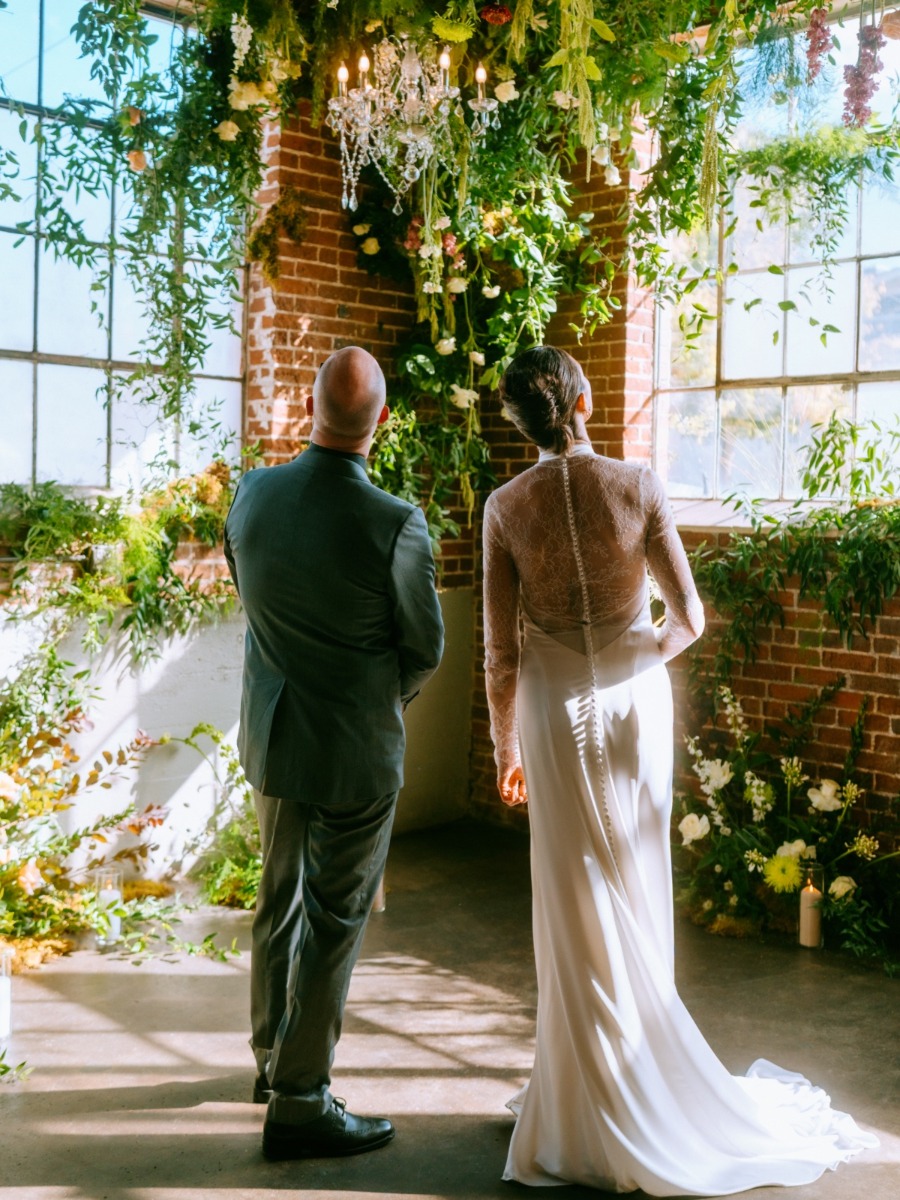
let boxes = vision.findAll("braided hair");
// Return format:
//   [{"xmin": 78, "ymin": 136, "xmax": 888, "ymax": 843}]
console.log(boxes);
[{"xmin": 498, "ymin": 346, "xmax": 584, "ymax": 454}]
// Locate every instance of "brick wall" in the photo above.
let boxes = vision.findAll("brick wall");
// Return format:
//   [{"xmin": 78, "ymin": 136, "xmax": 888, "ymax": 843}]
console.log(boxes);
[{"xmin": 672, "ymin": 530, "xmax": 900, "ymax": 827}]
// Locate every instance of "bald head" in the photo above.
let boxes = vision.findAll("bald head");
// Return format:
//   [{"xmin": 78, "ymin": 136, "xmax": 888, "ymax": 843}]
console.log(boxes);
[{"xmin": 310, "ymin": 347, "xmax": 387, "ymax": 450}]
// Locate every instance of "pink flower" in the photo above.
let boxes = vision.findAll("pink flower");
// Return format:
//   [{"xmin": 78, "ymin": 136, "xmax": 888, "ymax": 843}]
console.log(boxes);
[
  {"xmin": 127, "ymin": 148, "xmax": 147, "ymax": 172},
  {"xmin": 403, "ymin": 215, "xmax": 423, "ymax": 252},
  {"xmin": 442, "ymin": 231, "xmax": 458, "ymax": 257},
  {"xmin": 480, "ymin": 4, "xmax": 512, "ymax": 25},
  {"xmin": 843, "ymin": 23, "xmax": 886, "ymax": 128},
  {"xmin": 806, "ymin": 9, "xmax": 832, "ymax": 83}
]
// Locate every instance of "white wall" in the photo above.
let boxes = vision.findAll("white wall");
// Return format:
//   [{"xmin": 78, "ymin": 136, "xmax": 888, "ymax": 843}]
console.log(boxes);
[{"xmin": 1, "ymin": 588, "xmax": 474, "ymax": 875}]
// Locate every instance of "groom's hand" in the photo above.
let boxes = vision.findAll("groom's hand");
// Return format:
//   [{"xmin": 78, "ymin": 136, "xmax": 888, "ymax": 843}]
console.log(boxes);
[{"xmin": 499, "ymin": 765, "xmax": 527, "ymax": 808}]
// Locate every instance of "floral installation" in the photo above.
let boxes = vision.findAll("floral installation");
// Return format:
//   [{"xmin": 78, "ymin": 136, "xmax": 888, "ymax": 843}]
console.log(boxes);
[
  {"xmin": 806, "ymin": 8, "xmax": 833, "ymax": 82},
  {"xmin": 0, "ymin": 651, "xmax": 236, "ymax": 965},
  {"xmin": 675, "ymin": 686, "xmax": 899, "ymax": 969}
]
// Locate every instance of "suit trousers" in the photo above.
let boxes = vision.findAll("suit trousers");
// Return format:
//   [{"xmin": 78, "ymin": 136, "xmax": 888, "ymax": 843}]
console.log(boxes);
[{"xmin": 250, "ymin": 786, "xmax": 398, "ymax": 1125}]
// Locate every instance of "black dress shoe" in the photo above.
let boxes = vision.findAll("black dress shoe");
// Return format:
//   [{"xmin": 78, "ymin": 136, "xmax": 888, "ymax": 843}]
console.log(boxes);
[
  {"xmin": 262, "ymin": 1097, "xmax": 394, "ymax": 1160},
  {"xmin": 253, "ymin": 1073, "xmax": 273, "ymax": 1104}
]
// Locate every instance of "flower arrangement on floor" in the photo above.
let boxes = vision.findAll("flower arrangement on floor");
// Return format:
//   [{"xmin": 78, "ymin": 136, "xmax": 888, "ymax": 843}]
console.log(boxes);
[
  {"xmin": 674, "ymin": 686, "xmax": 900, "ymax": 971},
  {"xmin": 0, "ymin": 650, "xmax": 237, "ymax": 967}
]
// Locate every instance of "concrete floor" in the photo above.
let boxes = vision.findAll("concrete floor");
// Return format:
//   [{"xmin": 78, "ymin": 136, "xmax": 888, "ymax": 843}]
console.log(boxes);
[{"xmin": 0, "ymin": 819, "xmax": 897, "ymax": 1200}]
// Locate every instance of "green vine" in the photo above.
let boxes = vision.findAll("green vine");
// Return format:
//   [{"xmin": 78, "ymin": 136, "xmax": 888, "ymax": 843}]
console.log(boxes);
[
  {"xmin": 247, "ymin": 186, "xmax": 311, "ymax": 282},
  {"xmin": 689, "ymin": 416, "xmax": 900, "ymax": 694}
]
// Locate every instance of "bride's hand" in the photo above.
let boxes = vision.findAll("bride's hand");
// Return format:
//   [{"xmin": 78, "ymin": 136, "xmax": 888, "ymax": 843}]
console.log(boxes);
[{"xmin": 499, "ymin": 765, "xmax": 527, "ymax": 807}]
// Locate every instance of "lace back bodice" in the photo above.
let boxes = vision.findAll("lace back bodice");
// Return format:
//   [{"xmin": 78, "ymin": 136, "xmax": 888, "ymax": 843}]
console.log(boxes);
[{"xmin": 482, "ymin": 446, "xmax": 704, "ymax": 774}]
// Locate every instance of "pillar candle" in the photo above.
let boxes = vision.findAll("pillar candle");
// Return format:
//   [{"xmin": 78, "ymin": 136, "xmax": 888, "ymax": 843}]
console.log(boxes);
[{"xmin": 798, "ymin": 881, "xmax": 823, "ymax": 948}]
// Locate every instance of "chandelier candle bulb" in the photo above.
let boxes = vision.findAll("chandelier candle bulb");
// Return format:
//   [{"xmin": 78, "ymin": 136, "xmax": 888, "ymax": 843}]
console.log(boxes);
[
  {"xmin": 798, "ymin": 864, "xmax": 824, "ymax": 949},
  {"xmin": 0, "ymin": 949, "xmax": 11, "ymax": 1041},
  {"xmin": 358, "ymin": 52, "xmax": 370, "ymax": 88},
  {"xmin": 337, "ymin": 62, "xmax": 348, "ymax": 98},
  {"xmin": 475, "ymin": 63, "xmax": 487, "ymax": 101},
  {"xmin": 439, "ymin": 46, "xmax": 451, "ymax": 89}
]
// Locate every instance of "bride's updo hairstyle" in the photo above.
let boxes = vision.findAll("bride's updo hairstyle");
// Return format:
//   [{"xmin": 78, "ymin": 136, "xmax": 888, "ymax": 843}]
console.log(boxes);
[{"xmin": 498, "ymin": 345, "xmax": 583, "ymax": 454}]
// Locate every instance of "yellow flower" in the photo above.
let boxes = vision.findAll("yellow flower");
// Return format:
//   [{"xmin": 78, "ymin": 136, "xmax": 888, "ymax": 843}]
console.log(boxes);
[
  {"xmin": 763, "ymin": 854, "xmax": 802, "ymax": 894},
  {"xmin": 360, "ymin": 237, "xmax": 380, "ymax": 255},
  {"xmin": 432, "ymin": 15, "xmax": 473, "ymax": 42},
  {"xmin": 127, "ymin": 149, "xmax": 147, "ymax": 172}
]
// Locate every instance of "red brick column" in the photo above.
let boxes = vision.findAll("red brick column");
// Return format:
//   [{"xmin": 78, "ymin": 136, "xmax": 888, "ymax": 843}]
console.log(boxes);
[{"xmin": 244, "ymin": 105, "xmax": 419, "ymax": 464}]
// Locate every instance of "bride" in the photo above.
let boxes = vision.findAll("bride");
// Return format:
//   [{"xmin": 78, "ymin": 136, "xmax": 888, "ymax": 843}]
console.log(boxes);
[{"xmin": 482, "ymin": 345, "xmax": 877, "ymax": 1196}]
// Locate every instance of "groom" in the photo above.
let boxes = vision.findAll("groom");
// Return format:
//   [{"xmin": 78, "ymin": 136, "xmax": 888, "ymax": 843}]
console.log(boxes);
[{"xmin": 224, "ymin": 346, "xmax": 444, "ymax": 1160}]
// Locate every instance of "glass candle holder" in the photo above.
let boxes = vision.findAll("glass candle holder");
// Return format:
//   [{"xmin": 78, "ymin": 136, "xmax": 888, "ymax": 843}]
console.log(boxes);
[
  {"xmin": 798, "ymin": 862, "xmax": 825, "ymax": 949},
  {"xmin": 92, "ymin": 867, "xmax": 123, "ymax": 946},
  {"xmin": 0, "ymin": 948, "xmax": 12, "ymax": 1041}
]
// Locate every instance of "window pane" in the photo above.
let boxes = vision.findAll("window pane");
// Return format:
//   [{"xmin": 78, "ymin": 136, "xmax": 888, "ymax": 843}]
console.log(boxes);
[
  {"xmin": 0, "ymin": 0, "xmax": 40, "ymax": 104},
  {"xmin": 111, "ymin": 258, "xmax": 156, "ymax": 364},
  {"xmin": 0, "ymin": 231, "xmax": 34, "ymax": 350},
  {"xmin": 42, "ymin": 123, "xmax": 112, "ymax": 244},
  {"xmin": 784, "ymin": 382, "xmax": 852, "ymax": 499},
  {"xmin": 180, "ymin": 379, "xmax": 242, "ymax": 474},
  {"xmin": 37, "ymin": 243, "xmax": 108, "ymax": 357},
  {"xmin": 719, "ymin": 387, "xmax": 783, "ymax": 499},
  {"xmin": 0, "ymin": 358, "xmax": 33, "ymax": 482},
  {"xmin": 722, "ymin": 270, "xmax": 784, "ymax": 379},
  {"xmin": 788, "ymin": 185, "xmax": 858, "ymax": 264},
  {"xmin": 726, "ymin": 181, "xmax": 786, "ymax": 270},
  {"xmin": 656, "ymin": 390, "xmax": 717, "ymax": 499},
  {"xmin": 42, "ymin": 0, "xmax": 107, "ymax": 108},
  {"xmin": 658, "ymin": 284, "xmax": 717, "ymax": 390},
  {"xmin": 856, "ymin": 380, "xmax": 900, "ymax": 427},
  {"xmin": 785, "ymin": 263, "xmax": 856, "ymax": 377},
  {"xmin": 0, "ymin": 109, "xmax": 37, "ymax": 228},
  {"xmin": 859, "ymin": 258, "xmax": 900, "ymax": 372},
  {"xmin": 36, "ymin": 364, "xmax": 108, "ymax": 486},
  {"xmin": 861, "ymin": 181, "xmax": 900, "ymax": 257},
  {"xmin": 109, "ymin": 379, "xmax": 175, "ymax": 491},
  {"xmin": 142, "ymin": 13, "xmax": 185, "ymax": 81}
]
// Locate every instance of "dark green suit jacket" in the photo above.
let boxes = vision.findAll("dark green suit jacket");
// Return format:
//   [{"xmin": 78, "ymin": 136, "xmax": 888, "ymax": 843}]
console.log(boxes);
[{"xmin": 224, "ymin": 444, "xmax": 444, "ymax": 803}]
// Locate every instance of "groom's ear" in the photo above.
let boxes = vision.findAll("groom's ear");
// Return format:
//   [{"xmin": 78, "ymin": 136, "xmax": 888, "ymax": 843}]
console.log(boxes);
[
  {"xmin": 377, "ymin": 404, "xmax": 390, "ymax": 426},
  {"xmin": 576, "ymin": 392, "xmax": 591, "ymax": 415},
  {"xmin": 306, "ymin": 395, "xmax": 314, "ymax": 417}
]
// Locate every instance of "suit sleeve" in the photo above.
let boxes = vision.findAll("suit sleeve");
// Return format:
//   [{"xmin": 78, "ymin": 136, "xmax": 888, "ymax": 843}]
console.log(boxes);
[{"xmin": 387, "ymin": 506, "xmax": 445, "ymax": 705}]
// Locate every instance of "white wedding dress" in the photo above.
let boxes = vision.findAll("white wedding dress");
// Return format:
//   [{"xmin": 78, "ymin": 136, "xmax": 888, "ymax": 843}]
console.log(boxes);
[{"xmin": 482, "ymin": 444, "xmax": 877, "ymax": 1196}]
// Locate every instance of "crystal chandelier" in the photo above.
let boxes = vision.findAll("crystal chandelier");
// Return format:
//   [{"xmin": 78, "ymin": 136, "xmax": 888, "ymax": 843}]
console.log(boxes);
[{"xmin": 327, "ymin": 37, "xmax": 499, "ymax": 214}]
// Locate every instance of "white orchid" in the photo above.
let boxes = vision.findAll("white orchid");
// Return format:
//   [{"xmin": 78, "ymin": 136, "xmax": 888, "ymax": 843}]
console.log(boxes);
[
  {"xmin": 678, "ymin": 812, "xmax": 711, "ymax": 845},
  {"xmin": 435, "ymin": 337, "xmax": 456, "ymax": 355},
  {"xmin": 433, "ymin": 215, "xmax": 451, "ymax": 230},
  {"xmin": 695, "ymin": 757, "xmax": 733, "ymax": 796},
  {"xmin": 421, "ymin": 281, "xmax": 440, "ymax": 294},
  {"xmin": 552, "ymin": 90, "xmax": 579, "ymax": 109},
  {"xmin": 604, "ymin": 163, "xmax": 622, "ymax": 187},
  {"xmin": 808, "ymin": 779, "xmax": 842, "ymax": 812},
  {"xmin": 469, "ymin": 350, "xmax": 485, "ymax": 365},
  {"xmin": 447, "ymin": 277, "xmax": 468, "ymax": 293},
  {"xmin": 228, "ymin": 78, "xmax": 268, "ymax": 110},
  {"xmin": 494, "ymin": 81, "xmax": 519, "ymax": 103},
  {"xmin": 482, "ymin": 284, "xmax": 501, "ymax": 298}
]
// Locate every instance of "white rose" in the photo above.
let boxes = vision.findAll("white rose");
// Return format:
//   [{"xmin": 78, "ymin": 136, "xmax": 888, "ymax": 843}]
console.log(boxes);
[
  {"xmin": 678, "ymin": 812, "xmax": 711, "ymax": 845},
  {"xmin": 352, "ymin": 223, "xmax": 371, "ymax": 236},
  {"xmin": 433, "ymin": 215, "xmax": 451, "ymax": 230},
  {"xmin": 435, "ymin": 337, "xmax": 456, "ymax": 356},
  {"xmin": 360, "ymin": 237, "xmax": 380, "ymax": 255},
  {"xmin": 482, "ymin": 284, "xmax": 501, "ymax": 298},
  {"xmin": 808, "ymin": 779, "xmax": 842, "ymax": 812},
  {"xmin": 469, "ymin": 350, "xmax": 485, "ymax": 365},
  {"xmin": 494, "ymin": 81, "xmax": 519, "ymax": 103},
  {"xmin": 449, "ymin": 385, "xmax": 479, "ymax": 410},
  {"xmin": 829, "ymin": 875, "xmax": 857, "ymax": 900},
  {"xmin": 447, "ymin": 277, "xmax": 468, "ymax": 293},
  {"xmin": 213, "ymin": 120, "xmax": 241, "ymax": 142},
  {"xmin": 776, "ymin": 839, "xmax": 807, "ymax": 859}
]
